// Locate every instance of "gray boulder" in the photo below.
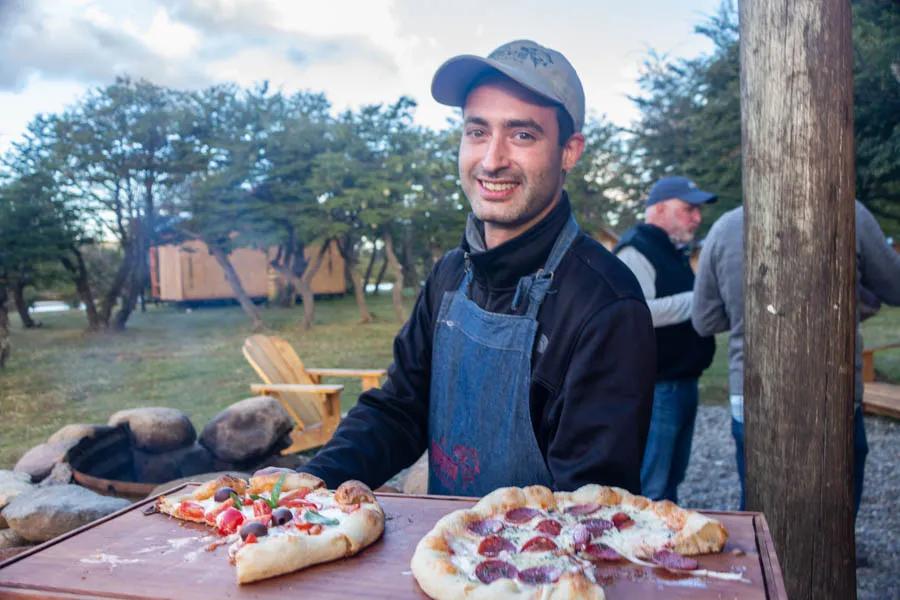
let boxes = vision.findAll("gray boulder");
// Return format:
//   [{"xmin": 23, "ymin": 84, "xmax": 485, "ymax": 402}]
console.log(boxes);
[
  {"xmin": 47, "ymin": 424, "xmax": 115, "ymax": 451},
  {"xmin": 0, "ymin": 470, "xmax": 33, "ymax": 511},
  {"xmin": 38, "ymin": 462, "xmax": 74, "ymax": 487},
  {"xmin": 14, "ymin": 443, "xmax": 69, "ymax": 482},
  {"xmin": 108, "ymin": 407, "xmax": 196, "ymax": 453},
  {"xmin": 3, "ymin": 485, "xmax": 130, "ymax": 542},
  {"xmin": 200, "ymin": 396, "xmax": 293, "ymax": 463},
  {"xmin": 0, "ymin": 527, "xmax": 26, "ymax": 549},
  {"xmin": 133, "ymin": 442, "xmax": 214, "ymax": 484}
]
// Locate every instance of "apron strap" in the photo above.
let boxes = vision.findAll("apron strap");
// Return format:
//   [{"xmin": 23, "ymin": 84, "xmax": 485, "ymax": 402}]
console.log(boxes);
[{"xmin": 512, "ymin": 215, "xmax": 580, "ymax": 318}]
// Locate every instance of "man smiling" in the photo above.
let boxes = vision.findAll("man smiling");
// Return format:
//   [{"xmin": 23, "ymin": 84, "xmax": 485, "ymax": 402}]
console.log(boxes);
[{"xmin": 300, "ymin": 40, "xmax": 655, "ymax": 496}]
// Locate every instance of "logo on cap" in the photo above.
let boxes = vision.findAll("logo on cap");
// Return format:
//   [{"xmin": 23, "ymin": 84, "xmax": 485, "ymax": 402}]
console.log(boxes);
[
  {"xmin": 687, "ymin": 180, "xmax": 697, "ymax": 189},
  {"xmin": 490, "ymin": 45, "xmax": 554, "ymax": 69}
]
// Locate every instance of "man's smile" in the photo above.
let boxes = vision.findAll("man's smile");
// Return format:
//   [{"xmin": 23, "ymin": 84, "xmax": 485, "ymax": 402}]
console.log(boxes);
[{"xmin": 477, "ymin": 178, "xmax": 520, "ymax": 199}]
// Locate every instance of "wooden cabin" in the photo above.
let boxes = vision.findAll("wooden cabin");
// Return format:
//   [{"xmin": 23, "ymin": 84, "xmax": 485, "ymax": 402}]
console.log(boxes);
[{"xmin": 150, "ymin": 239, "xmax": 345, "ymax": 302}]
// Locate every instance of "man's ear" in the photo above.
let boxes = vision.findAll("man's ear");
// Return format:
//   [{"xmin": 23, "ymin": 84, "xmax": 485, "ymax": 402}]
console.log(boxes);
[{"xmin": 561, "ymin": 132, "xmax": 586, "ymax": 172}]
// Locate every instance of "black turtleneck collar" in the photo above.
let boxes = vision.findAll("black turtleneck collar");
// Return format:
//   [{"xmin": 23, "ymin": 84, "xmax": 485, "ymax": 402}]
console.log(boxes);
[{"xmin": 461, "ymin": 192, "xmax": 573, "ymax": 290}]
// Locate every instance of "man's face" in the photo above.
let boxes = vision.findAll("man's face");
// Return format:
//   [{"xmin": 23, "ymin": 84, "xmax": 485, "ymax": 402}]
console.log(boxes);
[
  {"xmin": 653, "ymin": 198, "xmax": 703, "ymax": 244},
  {"xmin": 458, "ymin": 78, "xmax": 583, "ymax": 243}
]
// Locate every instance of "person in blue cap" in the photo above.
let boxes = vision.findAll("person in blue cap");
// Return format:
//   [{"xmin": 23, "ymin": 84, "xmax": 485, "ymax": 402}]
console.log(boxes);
[
  {"xmin": 299, "ymin": 40, "xmax": 655, "ymax": 497},
  {"xmin": 613, "ymin": 176, "xmax": 718, "ymax": 502}
]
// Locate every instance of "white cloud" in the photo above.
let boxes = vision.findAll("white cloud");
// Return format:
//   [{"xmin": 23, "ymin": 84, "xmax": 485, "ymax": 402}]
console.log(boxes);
[{"xmin": 0, "ymin": 0, "xmax": 721, "ymax": 153}]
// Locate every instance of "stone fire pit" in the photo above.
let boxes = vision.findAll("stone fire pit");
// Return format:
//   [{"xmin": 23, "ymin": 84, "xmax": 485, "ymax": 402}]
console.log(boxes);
[{"xmin": 0, "ymin": 396, "xmax": 305, "ymax": 557}]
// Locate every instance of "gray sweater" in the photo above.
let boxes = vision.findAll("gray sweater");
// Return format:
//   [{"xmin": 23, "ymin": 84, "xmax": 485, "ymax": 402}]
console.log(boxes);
[{"xmin": 691, "ymin": 202, "xmax": 900, "ymax": 403}]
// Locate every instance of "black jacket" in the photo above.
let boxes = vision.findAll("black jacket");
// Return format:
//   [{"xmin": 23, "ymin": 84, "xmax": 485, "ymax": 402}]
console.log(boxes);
[{"xmin": 301, "ymin": 195, "xmax": 656, "ymax": 493}]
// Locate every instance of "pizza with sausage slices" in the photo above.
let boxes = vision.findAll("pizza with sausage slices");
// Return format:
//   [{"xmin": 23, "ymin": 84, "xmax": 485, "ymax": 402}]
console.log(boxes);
[
  {"xmin": 155, "ymin": 468, "xmax": 384, "ymax": 584},
  {"xmin": 412, "ymin": 484, "xmax": 740, "ymax": 600}
]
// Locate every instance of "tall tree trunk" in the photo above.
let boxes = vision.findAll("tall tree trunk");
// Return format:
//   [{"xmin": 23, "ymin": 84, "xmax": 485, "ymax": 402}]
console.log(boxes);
[
  {"xmin": 741, "ymin": 2, "xmax": 856, "ymax": 599},
  {"xmin": 208, "ymin": 243, "xmax": 264, "ymax": 332},
  {"xmin": 373, "ymin": 254, "xmax": 389, "ymax": 295},
  {"xmin": 298, "ymin": 241, "xmax": 330, "ymax": 331},
  {"xmin": 362, "ymin": 243, "xmax": 378, "ymax": 293},
  {"xmin": 382, "ymin": 232, "xmax": 406, "ymax": 322},
  {"xmin": 100, "ymin": 244, "xmax": 133, "ymax": 327},
  {"xmin": 12, "ymin": 278, "xmax": 39, "ymax": 328},
  {"xmin": 113, "ymin": 222, "xmax": 145, "ymax": 331},
  {"xmin": 60, "ymin": 248, "xmax": 102, "ymax": 331},
  {"xmin": 337, "ymin": 235, "xmax": 372, "ymax": 324},
  {"xmin": 0, "ymin": 284, "xmax": 10, "ymax": 367},
  {"xmin": 402, "ymin": 227, "xmax": 418, "ymax": 289}
]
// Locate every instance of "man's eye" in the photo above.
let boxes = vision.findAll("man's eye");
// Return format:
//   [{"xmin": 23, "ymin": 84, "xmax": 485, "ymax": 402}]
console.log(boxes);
[
  {"xmin": 466, "ymin": 129, "xmax": 486, "ymax": 138},
  {"xmin": 513, "ymin": 131, "xmax": 535, "ymax": 141}
]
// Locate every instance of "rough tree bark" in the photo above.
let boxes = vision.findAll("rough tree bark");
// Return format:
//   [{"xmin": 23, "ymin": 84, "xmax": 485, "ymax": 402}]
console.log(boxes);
[
  {"xmin": 337, "ymin": 235, "xmax": 372, "ymax": 324},
  {"xmin": 740, "ymin": 2, "xmax": 856, "ymax": 599},
  {"xmin": 207, "ymin": 243, "xmax": 264, "ymax": 332},
  {"xmin": 60, "ymin": 248, "xmax": 102, "ymax": 331},
  {"xmin": 382, "ymin": 232, "xmax": 406, "ymax": 323},
  {"xmin": 12, "ymin": 278, "xmax": 39, "ymax": 328}
]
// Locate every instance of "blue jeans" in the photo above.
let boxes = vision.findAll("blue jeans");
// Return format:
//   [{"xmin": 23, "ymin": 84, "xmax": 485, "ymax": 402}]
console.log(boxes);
[
  {"xmin": 640, "ymin": 379, "xmax": 699, "ymax": 502},
  {"xmin": 732, "ymin": 406, "xmax": 868, "ymax": 517}
]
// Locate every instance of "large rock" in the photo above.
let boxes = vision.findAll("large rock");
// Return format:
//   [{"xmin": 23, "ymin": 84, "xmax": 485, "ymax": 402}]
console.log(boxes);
[
  {"xmin": 200, "ymin": 396, "xmax": 293, "ymax": 463},
  {"xmin": 108, "ymin": 407, "xmax": 196, "ymax": 453},
  {"xmin": 14, "ymin": 443, "xmax": 69, "ymax": 482},
  {"xmin": 0, "ymin": 527, "xmax": 26, "ymax": 549},
  {"xmin": 48, "ymin": 424, "xmax": 116, "ymax": 451},
  {"xmin": 3, "ymin": 485, "xmax": 130, "ymax": 543},
  {"xmin": 0, "ymin": 470, "xmax": 33, "ymax": 511},
  {"xmin": 133, "ymin": 443, "xmax": 214, "ymax": 484},
  {"xmin": 38, "ymin": 462, "xmax": 73, "ymax": 487}
]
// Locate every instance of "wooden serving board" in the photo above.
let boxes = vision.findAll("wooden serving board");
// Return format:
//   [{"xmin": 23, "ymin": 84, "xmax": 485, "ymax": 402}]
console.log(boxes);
[{"xmin": 0, "ymin": 487, "xmax": 786, "ymax": 599}]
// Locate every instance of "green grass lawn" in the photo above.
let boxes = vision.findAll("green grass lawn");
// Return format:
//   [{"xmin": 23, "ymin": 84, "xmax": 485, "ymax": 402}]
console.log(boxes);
[{"xmin": 1, "ymin": 296, "xmax": 898, "ymax": 469}]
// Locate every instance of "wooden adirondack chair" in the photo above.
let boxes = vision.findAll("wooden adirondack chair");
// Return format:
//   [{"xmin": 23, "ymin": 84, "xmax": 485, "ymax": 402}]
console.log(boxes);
[
  {"xmin": 862, "ymin": 342, "xmax": 900, "ymax": 419},
  {"xmin": 242, "ymin": 334, "xmax": 387, "ymax": 454}
]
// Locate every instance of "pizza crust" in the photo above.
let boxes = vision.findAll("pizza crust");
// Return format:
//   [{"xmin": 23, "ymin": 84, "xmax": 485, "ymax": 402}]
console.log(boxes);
[
  {"xmin": 235, "ymin": 528, "xmax": 350, "ymax": 583},
  {"xmin": 234, "ymin": 491, "xmax": 385, "ymax": 584},
  {"xmin": 248, "ymin": 468, "xmax": 326, "ymax": 494}
]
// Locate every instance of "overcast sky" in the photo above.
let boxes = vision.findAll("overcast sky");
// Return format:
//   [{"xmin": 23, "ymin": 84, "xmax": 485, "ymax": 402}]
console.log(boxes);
[{"xmin": 0, "ymin": 0, "xmax": 722, "ymax": 153}]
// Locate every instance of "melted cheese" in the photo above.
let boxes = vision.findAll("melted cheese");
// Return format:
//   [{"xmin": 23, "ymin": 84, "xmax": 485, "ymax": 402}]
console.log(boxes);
[{"xmin": 449, "ymin": 503, "xmax": 681, "ymax": 584}]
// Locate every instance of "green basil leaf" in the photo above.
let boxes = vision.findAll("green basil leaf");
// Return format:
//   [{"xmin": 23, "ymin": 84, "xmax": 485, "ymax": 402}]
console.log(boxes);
[
  {"xmin": 303, "ymin": 510, "xmax": 339, "ymax": 526},
  {"xmin": 230, "ymin": 492, "xmax": 243, "ymax": 510},
  {"xmin": 270, "ymin": 473, "xmax": 287, "ymax": 508},
  {"xmin": 249, "ymin": 494, "xmax": 262, "ymax": 501}
]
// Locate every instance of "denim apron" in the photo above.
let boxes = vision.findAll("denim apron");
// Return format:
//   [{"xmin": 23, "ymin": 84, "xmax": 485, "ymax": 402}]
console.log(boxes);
[{"xmin": 427, "ymin": 216, "xmax": 580, "ymax": 496}]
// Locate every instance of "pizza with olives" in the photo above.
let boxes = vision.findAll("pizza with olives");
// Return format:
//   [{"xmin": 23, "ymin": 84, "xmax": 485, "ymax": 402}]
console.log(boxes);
[
  {"xmin": 411, "ymin": 484, "xmax": 735, "ymax": 600},
  {"xmin": 155, "ymin": 468, "xmax": 384, "ymax": 584}
]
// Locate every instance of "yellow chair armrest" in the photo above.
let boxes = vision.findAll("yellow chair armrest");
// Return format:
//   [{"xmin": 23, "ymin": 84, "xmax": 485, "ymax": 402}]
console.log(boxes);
[{"xmin": 251, "ymin": 383, "xmax": 344, "ymax": 394}]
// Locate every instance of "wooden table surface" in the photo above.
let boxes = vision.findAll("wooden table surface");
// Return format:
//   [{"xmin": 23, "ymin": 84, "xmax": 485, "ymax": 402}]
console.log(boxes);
[{"xmin": 0, "ymin": 487, "xmax": 787, "ymax": 599}]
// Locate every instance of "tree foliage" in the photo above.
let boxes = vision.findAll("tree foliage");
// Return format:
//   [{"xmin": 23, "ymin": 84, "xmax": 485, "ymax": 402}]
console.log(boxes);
[{"xmin": 629, "ymin": 0, "xmax": 899, "ymax": 236}]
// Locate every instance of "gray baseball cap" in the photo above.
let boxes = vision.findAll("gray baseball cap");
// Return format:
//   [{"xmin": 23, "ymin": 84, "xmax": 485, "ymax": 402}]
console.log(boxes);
[{"xmin": 431, "ymin": 39, "xmax": 585, "ymax": 133}]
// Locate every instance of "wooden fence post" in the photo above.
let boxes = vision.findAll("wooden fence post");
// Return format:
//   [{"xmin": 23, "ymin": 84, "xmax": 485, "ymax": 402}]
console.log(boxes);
[{"xmin": 740, "ymin": 1, "xmax": 856, "ymax": 598}]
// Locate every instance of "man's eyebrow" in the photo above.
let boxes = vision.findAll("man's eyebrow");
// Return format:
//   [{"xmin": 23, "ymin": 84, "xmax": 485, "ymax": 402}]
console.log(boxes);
[
  {"xmin": 505, "ymin": 118, "xmax": 544, "ymax": 134},
  {"xmin": 462, "ymin": 116, "xmax": 545, "ymax": 135}
]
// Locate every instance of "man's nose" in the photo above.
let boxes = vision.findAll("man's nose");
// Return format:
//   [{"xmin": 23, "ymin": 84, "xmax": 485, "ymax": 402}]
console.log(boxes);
[{"xmin": 480, "ymin": 136, "xmax": 510, "ymax": 173}]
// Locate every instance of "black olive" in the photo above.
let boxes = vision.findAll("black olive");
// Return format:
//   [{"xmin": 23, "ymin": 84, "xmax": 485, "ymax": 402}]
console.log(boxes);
[
  {"xmin": 214, "ymin": 486, "xmax": 236, "ymax": 503},
  {"xmin": 240, "ymin": 521, "xmax": 268, "ymax": 540},
  {"xmin": 271, "ymin": 508, "xmax": 293, "ymax": 527}
]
